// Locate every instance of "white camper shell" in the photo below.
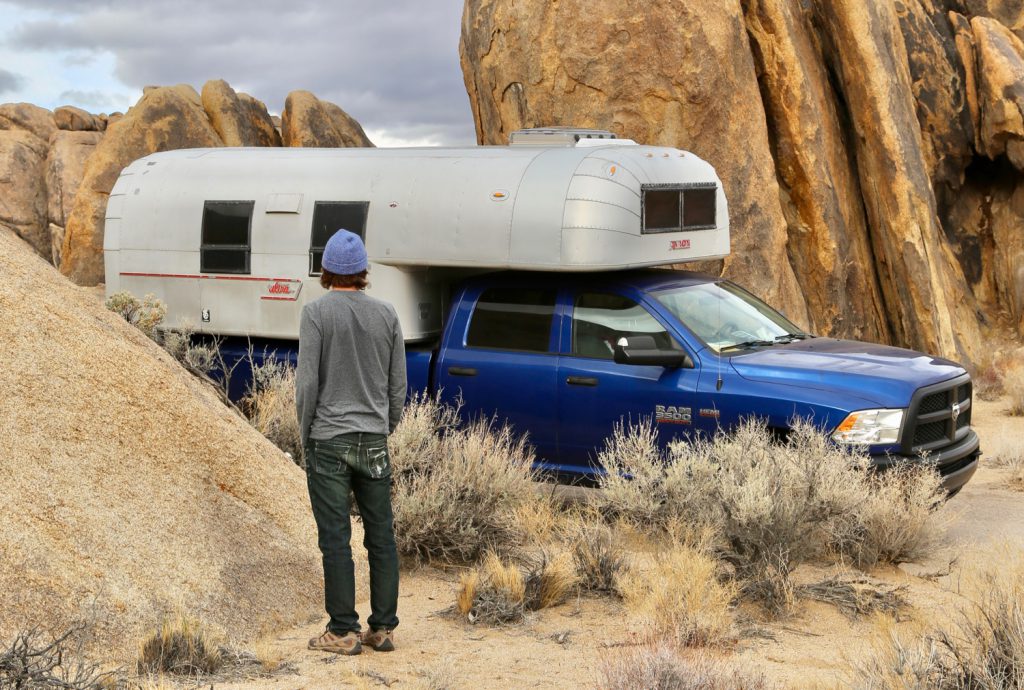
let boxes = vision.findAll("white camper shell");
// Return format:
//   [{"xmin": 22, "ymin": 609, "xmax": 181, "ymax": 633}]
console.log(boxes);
[{"xmin": 104, "ymin": 129, "xmax": 730, "ymax": 341}]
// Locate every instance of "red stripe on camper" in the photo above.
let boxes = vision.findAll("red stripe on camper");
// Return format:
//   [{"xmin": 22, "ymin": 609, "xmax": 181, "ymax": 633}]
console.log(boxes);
[
  {"xmin": 260, "ymin": 296, "xmax": 299, "ymax": 302},
  {"xmin": 120, "ymin": 272, "xmax": 300, "ymax": 283}
]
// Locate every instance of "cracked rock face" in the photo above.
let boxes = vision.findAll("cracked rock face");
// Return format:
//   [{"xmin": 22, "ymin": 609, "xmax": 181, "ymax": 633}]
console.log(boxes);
[
  {"xmin": 282, "ymin": 90, "xmax": 375, "ymax": 148},
  {"xmin": 460, "ymin": 0, "xmax": 811, "ymax": 329},
  {"xmin": 460, "ymin": 0, "xmax": 1024, "ymax": 361}
]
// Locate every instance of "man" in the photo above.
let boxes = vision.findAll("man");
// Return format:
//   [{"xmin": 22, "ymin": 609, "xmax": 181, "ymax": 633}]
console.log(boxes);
[{"xmin": 296, "ymin": 229, "xmax": 406, "ymax": 656}]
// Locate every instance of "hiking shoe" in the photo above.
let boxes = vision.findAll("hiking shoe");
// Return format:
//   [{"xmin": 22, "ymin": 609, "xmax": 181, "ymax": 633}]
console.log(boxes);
[
  {"xmin": 360, "ymin": 628, "xmax": 395, "ymax": 652},
  {"xmin": 308, "ymin": 630, "xmax": 362, "ymax": 655}
]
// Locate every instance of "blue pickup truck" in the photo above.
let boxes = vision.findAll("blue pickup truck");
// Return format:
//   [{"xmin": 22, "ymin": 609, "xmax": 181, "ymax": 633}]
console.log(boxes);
[{"xmin": 230, "ymin": 268, "xmax": 980, "ymax": 493}]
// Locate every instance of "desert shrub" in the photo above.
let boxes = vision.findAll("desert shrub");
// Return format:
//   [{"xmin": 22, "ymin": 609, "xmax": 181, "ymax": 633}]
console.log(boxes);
[
  {"xmin": 617, "ymin": 542, "xmax": 736, "ymax": 648},
  {"xmin": 836, "ymin": 462, "xmax": 944, "ymax": 567},
  {"xmin": 455, "ymin": 550, "xmax": 577, "ymax": 624},
  {"xmin": 243, "ymin": 357, "xmax": 301, "ymax": 460},
  {"xmin": 0, "ymin": 625, "xmax": 117, "ymax": 689},
  {"xmin": 106, "ymin": 291, "xmax": 167, "ymax": 339},
  {"xmin": 563, "ymin": 513, "xmax": 627, "ymax": 595},
  {"xmin": 1006, "ymin": 366, "xmax": 1024, "ymax": 416},
  {"xmin": 597, "ymin": 419, "xmax": 943, "ymax": 613},
  {"xmin": 137, "ymin": 615, "xmax": 223, "ymax": 676},
  {"xmin": 597, "ymin": 645, "xmax": 769, "ymax": 690},
  {"xmin": 987, "ymin": 439, "xmax": 1024, "ymax": 490},
  {"xmin": 390, "ymin": 396, "xmax": 540, "ymax": 565},
  {"xmin": 387, "ymin": 391, "xmax": 461, "ymax": 479},
  {"xmin": 853, "ymin": 555, "xmax": 1024, "ymax": 689}
]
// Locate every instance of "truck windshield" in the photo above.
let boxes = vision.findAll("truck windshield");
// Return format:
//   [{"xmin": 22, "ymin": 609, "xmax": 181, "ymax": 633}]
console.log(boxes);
[{"xmin": 652, "ymin": 281, "xmax": 807, "ymax": 353}]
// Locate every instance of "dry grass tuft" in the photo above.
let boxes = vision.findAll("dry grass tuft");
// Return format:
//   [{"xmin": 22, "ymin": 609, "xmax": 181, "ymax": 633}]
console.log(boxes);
[
  {"xmin": 136, "ymin": 615, "xmax": 223, "ymax": 676},
  {"xmin": 456, "ymin": 550, "xmax": 579, "ymax": 625},
  {"xmin": 617, "ymin": 543, "xmax": 737, "ymax": 648},
  {"xmin": 244, "ymin": 358, "xmax": 301, "ymax": 461},
  {"xmin": 597, "ymin": 418, "xmax": 944, "ymax": 614},
  {"xmin": 986, "ymin": 439, "xmax": 1024, "ymax": 490},
  {"xmin": 563, "ymin": 513, "xmax": 627, "ymax": 596},
  {"xmin": 1005, "ymin": 366, "xmax": 1024, "ymax": 416},
  {"xmin": 390, "ymin": 396, "xmax": 540, "ymax": 565},
  {"xmin": 852, "ymin": 551, "xmax": 1024, "ymax": 689},
  {"xmin": 797, "ymin": 575, "xmax": 910, "ymax": 619},
  {"xmin": 597, "ymin": 645, "xmax": 770, "ymax": 690}
]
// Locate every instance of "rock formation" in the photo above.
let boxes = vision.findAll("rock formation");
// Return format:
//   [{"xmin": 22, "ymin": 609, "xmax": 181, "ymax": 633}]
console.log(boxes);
[
  {"xmin": 461, "ymin": 0, "xmax": 1024, "ymax": 362},
  {"xmin": 46, "ymin": 130, "xmax": 102, "ymax": 265},
  {"xmin": 201, "ymin": 79, "xmax": 281, "ymax": 147},
  {"xmin": 60, "ymin": 85, "xmax": 225, "ymax": 286},
  {"xmin": 282, "ymin": 90, "xmax": 375, "ymax": 148},
  {"xmin": 0, "ymin": 228, "xmax": 322, "ymax": 659}
]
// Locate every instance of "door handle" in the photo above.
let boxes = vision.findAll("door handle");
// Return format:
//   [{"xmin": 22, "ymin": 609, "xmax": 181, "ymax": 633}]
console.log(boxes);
[
  {"xmin": 566, "ymin": 376, "xmax": 599, "ymax": 387},
  {"xmin": 448, "ymin": 366, "xmax": 478, "ymax": 377}
]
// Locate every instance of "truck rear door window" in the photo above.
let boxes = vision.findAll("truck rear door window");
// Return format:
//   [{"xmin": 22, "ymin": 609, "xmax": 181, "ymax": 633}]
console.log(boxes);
[
  {"xmin": 641, "ymin": 184, "xmax": 717, "ymax": 233},
  {"xmin": 467, "ymin": 288, "xmax": 556, "ymax": 353},
  {"xmin": 201, "ymin": 200, "xmax": 253, "ymax": 274},
  {"xmin": 310, "ymin": 201, "xmax": 369, "ymax": 275},
  {"xmin": 572, "ymin": 293, "xmax": 675, "ymax": 359}
]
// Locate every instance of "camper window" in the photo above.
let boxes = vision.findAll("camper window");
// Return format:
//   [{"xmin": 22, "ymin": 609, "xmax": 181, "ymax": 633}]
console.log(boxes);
[
  {"xmin": 310, "ymin": 201, "xmax": 370, "ymax": 275},
  {"xmin": 200, "ymin": 201, "xmax": 253, "ymax": 274},
  {"xmin": 466, "ymin": 287, "xmax": 556, "ymax": 353},
  {"xmin": 641, "ymin": 184, "xmax": 717, "ymax": 234}
]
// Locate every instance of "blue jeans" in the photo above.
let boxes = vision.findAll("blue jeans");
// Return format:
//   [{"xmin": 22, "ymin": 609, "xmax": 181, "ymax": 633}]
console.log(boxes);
[{"xmin": 305, "ymin": 433, "xmax": 399, "ymax": 633}]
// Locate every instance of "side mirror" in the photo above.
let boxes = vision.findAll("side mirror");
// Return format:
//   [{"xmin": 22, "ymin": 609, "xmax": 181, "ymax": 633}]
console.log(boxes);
[{"xmin": 613, "ymin": 335, "xmax": 693, "ymax": 369}]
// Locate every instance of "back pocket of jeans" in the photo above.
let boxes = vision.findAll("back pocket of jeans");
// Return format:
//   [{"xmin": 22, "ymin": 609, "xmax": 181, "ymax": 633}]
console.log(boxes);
[{"xmin": 365, "ymin": 446, "xmax": 391, "ymax": 480}]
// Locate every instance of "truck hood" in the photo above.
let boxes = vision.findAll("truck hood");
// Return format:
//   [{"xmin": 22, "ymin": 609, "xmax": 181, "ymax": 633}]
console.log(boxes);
[{"xmin": 728, "ymin": 338, "xmax": 965, "ymax": 408}]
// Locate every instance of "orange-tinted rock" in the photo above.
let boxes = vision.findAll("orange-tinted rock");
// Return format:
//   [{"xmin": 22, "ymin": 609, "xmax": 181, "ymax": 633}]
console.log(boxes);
[
  {"xmin": 46, "ymin": 130, "xmax": 102, "ymax": 265},
  {"xmin": 743, "ymin": 0, "xmax": 889, "ymax": 342},
  {"xmin": 972, "ymin": 17, "xmax": 1024, "ymax": 169},
  {"xmin": 281, "ymin": 90, "xmax": 374, "ymax": 148},
  {"xmin": 201, "ymin": 79, "xmax": 281, "ymax": 147},
  {"xmin": 811, "ymin": 0, "xmax": 981, "ymax": 361},
  {"xmin": 460, "ymin": 0, "xmax": 809, "ymax": 326},
  {"xmin": 54, "ymin": 105, "xmax": 103, "ymax": 132},
  {"xmin": 0, "ymin": 129, "xmax": 48, "ymax": 258},
  {"xmin": 0, "ymin": 103, "xmax": 56, "ymax": 142},
  {"xmin": 60, "ymin": 86, "xmax": 223, "ymax": 286}
]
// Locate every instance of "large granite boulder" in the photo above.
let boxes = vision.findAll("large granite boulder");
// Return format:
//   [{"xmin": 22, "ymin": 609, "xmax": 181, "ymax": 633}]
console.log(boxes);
[
  {"xmin": 742, "ymin": 0, "xmax": 889, "ymax": 342},
  {"xmin": 54, "ymin": 105, "xmax": 104, "ymax": 132},
  {"xmin": 46, "ymin": 130, "xmax": 102, "ymax": 265},
  {"xmin": 0, "ymin": 103, "xmax": 56, "ymax": 143},
  {"xmin": 460, "ymin": 0, "xmax": 810, "ymax": 327},
  {"xmin": 60, "ymin": 85, "xmax": 224, "ymax": 286},
  {"xmin": 281, "ymin": 90, "xmax": 375, "ymax": 148},
  {"xmin": 0, "ymin": 129, "xmax": 49, "ymax": 258},
  {"xmin": 201, "ymin": 79, "xmax": 281, "ymax": 147},
  {"xmin": 972, "ymin": 17, "xmax": 1024, "ymax": 169}
]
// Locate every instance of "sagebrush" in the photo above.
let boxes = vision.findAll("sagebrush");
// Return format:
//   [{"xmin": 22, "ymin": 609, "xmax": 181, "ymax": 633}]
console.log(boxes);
[
  {"xmin": 390, "ymin": 395, "xmax": 541, "ymax": 565},
  {"xmin": 455, "ymin": 550, "xmax": 577, "ymax": 624},
  {"xmin": 597, "ymin": 645, "xmax": 769, "ymax": 690},
  {"xmin": 244, "ymin": 357, "xmax": 302, "ymax": 460},
  {"xmin": 597, "ymin": 418, "xmax": 944, "ymax": 612},
  {"xmin": 0, "ymin": 625, "xmax": 116, "ymax": 690},
  {"xmin": 853, "ymin": 553, "xmax": 1024, "ymax": 689}
]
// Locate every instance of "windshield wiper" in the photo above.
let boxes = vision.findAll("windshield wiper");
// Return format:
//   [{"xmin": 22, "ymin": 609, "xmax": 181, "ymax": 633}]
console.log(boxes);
[
  {"xmin": 720, "ymin": 339, "xmax": 776, "ymax": 352},
  {"xmin": 773, "ymin": 333, "xmax": 813, "ymax": 343}
]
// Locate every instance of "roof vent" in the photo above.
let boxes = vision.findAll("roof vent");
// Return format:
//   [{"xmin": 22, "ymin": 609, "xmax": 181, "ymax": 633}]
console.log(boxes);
[{"xmin": 509, "ymin": 127, "xmax": 617, "ymax": 146}]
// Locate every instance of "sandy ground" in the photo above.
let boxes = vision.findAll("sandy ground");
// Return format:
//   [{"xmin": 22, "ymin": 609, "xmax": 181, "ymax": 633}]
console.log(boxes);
[{"xmin": 204, "ymin": 397, "xmax": 1024, "ymax": 690}]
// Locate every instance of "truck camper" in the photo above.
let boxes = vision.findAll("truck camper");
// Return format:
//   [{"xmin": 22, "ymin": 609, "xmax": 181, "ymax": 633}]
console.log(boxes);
[{"xmin": 105, "ymin": 128, "xmax": 980, "ymax": 493}]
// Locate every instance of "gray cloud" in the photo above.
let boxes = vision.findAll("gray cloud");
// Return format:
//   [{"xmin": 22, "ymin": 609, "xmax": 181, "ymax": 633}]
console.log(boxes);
[
  {"xmin": 4, "ymin": 0, "xmax": 478, "ymax": 144},
  {"xmin": 57, "ymin": 88, "xmax": 126, "ymax": 110},
  {"xmin": 0, "ymin": 68, "xmax": 24, "ymax": 94}
]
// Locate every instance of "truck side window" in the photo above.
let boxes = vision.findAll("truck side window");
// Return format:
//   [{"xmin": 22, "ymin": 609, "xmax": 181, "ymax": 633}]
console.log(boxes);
[
  {"xmin": 201, "ymin": 201, "xmax": 253, "ymax": 274},
  {"xmin": 310, "ymin": 201, "xmax": 369, "ymax": 275},
  {"xmin": 572, "ymin": 293, "xmax": 675, "ymax": 359},
  {"xmin": 466, "ymin": 288, "xmax": 556, "ymax": 353},
  {"xmin": 641, "ymin": 184, "xmax": 717, "ymax": 233}
]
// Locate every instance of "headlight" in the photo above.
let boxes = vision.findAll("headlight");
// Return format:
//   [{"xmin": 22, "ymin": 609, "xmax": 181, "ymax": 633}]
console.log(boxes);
[{"xmin": 832, "ymin": 409, "xmax": 905, "ymax": 445}]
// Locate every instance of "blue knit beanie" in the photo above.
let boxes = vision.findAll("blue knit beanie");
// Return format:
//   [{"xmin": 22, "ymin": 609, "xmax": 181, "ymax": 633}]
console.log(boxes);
[{"xmin": 322, "ymin": 229, "xmax": 368, "ymax": 274}]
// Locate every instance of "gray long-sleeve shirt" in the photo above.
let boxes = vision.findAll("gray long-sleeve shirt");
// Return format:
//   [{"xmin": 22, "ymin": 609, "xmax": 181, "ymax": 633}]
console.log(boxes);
[{"xmin": 296, "ymin": 290, "xmax": 407, "ymax": 446}]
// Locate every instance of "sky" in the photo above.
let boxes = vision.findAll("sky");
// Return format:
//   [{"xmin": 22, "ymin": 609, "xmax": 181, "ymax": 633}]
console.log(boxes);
[{"xmin": 0, "ymin": 0, "xmax": 477, "ymax": 146}]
